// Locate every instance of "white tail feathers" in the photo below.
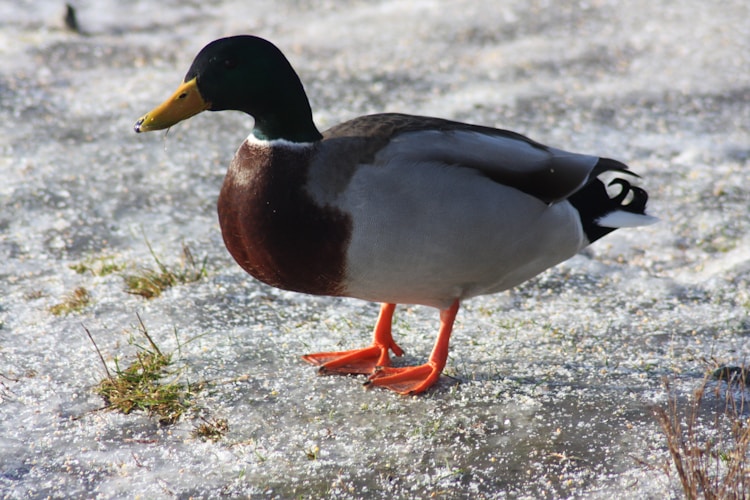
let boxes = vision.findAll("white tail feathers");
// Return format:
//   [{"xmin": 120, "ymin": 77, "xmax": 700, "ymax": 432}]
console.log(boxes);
[{"xmin": 596, "ymin": 210, "xmax": 658, "ymax": 228}]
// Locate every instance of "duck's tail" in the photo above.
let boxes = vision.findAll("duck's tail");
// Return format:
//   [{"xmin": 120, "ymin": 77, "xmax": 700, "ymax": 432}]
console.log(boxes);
[{"xmin": 568, "ymin": 158, "xmax": 658, "ymax": 244}]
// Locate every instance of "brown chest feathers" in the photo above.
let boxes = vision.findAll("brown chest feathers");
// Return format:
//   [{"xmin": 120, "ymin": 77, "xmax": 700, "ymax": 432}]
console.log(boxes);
[{"xmin": 217, "ymin": 141, "xmax": 352, "ymax": 296}]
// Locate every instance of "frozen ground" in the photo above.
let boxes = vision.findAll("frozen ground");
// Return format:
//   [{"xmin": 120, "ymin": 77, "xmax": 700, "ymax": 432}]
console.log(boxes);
[{"xmin": 1, "ymin": 0, "xmax": 749, "ymax": 498}]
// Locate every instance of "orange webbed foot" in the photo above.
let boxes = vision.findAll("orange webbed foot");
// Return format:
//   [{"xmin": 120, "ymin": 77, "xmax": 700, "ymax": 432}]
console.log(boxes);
[
  {"xmin": 363, "ymin": 299, "xmax": 460, "ymax": 395},
  {"xmin": 303, "ymin": 300, "xmax": 460, "ymax": 396},
  {"xmin": 302, "ymin": 303, "xmax": 402, "ymax": 375},
  {"xmin": 365, "ymin": 362, "xmax": 443, "ymax": 395},
  {"xmin": 302, "ymin": 342, "xmax": 403, "ymax": 375}
]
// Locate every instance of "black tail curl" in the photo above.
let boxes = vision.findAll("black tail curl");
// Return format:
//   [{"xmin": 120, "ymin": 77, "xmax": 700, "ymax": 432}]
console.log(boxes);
[
  {"xmin": 607, "ymin": 178, "xmax": 649, "ymax": 214},
  {"xmin": 568, "ymin": 159, "xmax": 651, "ymax": 243}
]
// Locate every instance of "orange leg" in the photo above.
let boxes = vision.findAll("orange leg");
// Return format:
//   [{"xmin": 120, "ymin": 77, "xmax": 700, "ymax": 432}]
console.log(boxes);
[
  {"xmin": 301, "ymin": 303, "xmax": 404, "ymax": 375},
  {"xmin": 366, "ymin": 299, "xmax": 460, "ymax": 395}
]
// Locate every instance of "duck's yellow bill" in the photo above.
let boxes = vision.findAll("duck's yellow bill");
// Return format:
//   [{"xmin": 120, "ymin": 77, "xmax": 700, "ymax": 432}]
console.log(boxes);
[{"xmin": 134, "ymin": 77, "xmax": 210, "ymax": 133}]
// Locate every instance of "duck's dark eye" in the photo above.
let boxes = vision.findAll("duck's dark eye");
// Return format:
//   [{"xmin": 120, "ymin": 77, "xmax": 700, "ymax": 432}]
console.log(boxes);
[{"xmin": 224, "ymin": 58, "xmax": 238, "ymax": 69}]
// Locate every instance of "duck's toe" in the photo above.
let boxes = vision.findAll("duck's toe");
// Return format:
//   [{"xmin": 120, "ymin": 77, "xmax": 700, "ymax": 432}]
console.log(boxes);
[
  {"xmin": 365, "ymin": 362, "xmax": 442, "ymax": 395},
  {"xmin": 302, "ymin": 341, "xmax": 403, "ymax": 375}
]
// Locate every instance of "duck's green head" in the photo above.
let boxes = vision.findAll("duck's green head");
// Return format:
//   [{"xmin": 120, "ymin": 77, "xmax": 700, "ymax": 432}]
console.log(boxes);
[{"xmin": 135, "ymin": 35, "xmax": 322, "ymax": 142}]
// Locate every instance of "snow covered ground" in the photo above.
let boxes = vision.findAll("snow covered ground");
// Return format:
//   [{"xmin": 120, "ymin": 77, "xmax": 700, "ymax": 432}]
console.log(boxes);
[{"xmin": 1, "ymin": 0, "xmax": 749, "ymax": 497}]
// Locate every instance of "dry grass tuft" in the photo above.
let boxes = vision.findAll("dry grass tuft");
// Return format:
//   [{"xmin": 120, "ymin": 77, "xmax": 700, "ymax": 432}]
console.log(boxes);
[
  {"xmin": 655, "ymin": 367, "xmax": 750, "ymax": 500},
  {"xmin": 69, "ymin": 256, "xmax": 125, "ymax": 277},
  {"xmin": 50, "ymin": 287, "xmax": 91, "ymax": 315},
  {"xmin": 123, "ymin": 241, "xmax": 207, "ymax": 299},
  {"xmin": 87, "ymin": 314, "xmax": 195, "ymax": 425},
  {"xmin": 193, "ymin": 417, "xmax": 229, "ymax": 441}
]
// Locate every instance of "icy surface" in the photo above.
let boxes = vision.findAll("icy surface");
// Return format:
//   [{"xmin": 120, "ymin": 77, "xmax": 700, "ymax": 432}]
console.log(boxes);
[{"xmin": 1, "ymin": 0, "xmax": 749, "ymax": 498}]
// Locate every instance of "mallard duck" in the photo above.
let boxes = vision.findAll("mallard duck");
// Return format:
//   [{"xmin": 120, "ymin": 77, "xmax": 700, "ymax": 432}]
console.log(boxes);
[{"xmin": 135, "ymin": 35, "xmax": 656, "ymax": 395}]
